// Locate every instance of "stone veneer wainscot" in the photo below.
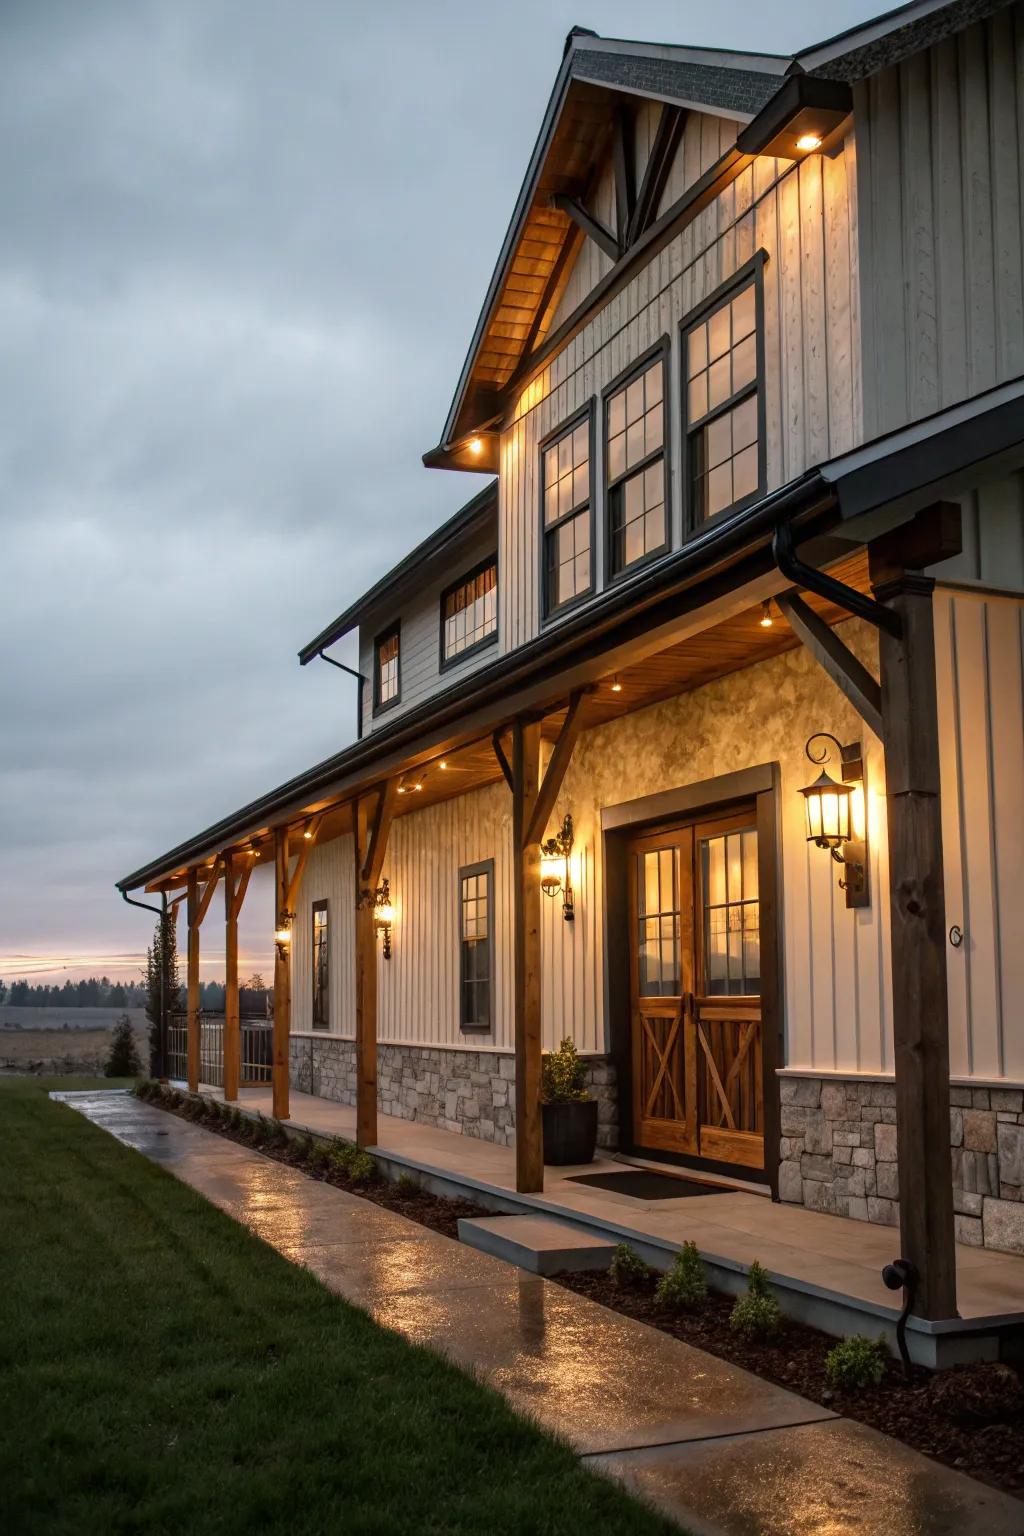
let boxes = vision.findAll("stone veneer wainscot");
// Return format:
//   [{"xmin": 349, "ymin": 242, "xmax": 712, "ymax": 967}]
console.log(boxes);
[
  {"xmin": 289, "ymin": 1037, "xmax": 619, "ymax": 1151},
  {"xmin": 777, "ymin": 1075, "xmax": 1024, "ymax": 1256}
]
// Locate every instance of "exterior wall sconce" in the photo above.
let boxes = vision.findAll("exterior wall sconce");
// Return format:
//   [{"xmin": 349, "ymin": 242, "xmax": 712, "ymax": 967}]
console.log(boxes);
[
  {"xmin": 274, "ymin": 912, "xmax": 294, "ymax": 961},
  {"xmin": 374, "ymin": 878, "xmax": 394, "ymax": 959},
  {"xmin": 800, "ymin": 733, "xmax": 869, "ymax": 910},
  {"xmin": 540, "ymin": 813, "xmax": 575, "ymax": 922}
]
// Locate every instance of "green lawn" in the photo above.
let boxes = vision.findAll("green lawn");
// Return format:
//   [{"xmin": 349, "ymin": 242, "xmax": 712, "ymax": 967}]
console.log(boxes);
[{"xmin": 0, "ymin": 1078, "xmax": 677, "ymax": 1536}]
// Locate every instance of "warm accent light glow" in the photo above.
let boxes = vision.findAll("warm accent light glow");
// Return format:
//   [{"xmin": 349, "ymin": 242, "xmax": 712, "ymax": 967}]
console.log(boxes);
[
  {"xmin": 802, "ymin": 769, "xmax": 853, "ymax": 848},
  {"xmin": 439, "ymin": 760, "xmax": 448, "ymax": 770},
  {"xmin": 468, "ymin": 437, "xmax": 483, "ymax": 456},
  {"xmin": 760, "ymin": 601, "xmax": 773, "ymax": 628},
  {"xmin": 274, "ymin": 926, "xmax": 291, "ymax": 946},
  {"xmin": 303, "ymin": 829, "xmax": 313, "ymax": 840},
  {"xmin": 796, "ymin": 133, "xmax": 822, "ymax": 152},
  {"xmin": 610, "ymin": 677, "xmax": 623, "ymax": 693}
]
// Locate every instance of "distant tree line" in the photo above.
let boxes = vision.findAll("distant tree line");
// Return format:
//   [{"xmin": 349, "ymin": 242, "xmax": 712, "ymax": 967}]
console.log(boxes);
[{"xmin": 0, "ymin": 975, "xmax": 267, "ymax": 1011}]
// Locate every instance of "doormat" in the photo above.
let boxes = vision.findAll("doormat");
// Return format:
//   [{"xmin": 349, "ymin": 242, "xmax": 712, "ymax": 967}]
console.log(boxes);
[{"xmin": 566, "ymin": 1170, "xmax": 734, "ymax": 1200}]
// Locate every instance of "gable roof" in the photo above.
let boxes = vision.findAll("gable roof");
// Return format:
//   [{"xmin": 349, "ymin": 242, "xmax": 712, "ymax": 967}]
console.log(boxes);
[{"xmin": 424, "ymin": 1, "xmax": 1012, "ymax": 471}]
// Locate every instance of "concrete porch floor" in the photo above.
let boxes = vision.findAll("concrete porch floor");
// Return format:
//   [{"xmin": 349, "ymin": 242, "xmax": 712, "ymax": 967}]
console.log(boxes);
[{"xmin": 202, "ymin": 1082, "xmax": 1024, "ymax": 1364}]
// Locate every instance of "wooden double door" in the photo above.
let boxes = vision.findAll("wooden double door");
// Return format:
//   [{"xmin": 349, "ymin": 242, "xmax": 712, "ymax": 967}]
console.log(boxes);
[{"xmin": 628, "ymin": 808, "xmax": 765, "ymax": 1170}]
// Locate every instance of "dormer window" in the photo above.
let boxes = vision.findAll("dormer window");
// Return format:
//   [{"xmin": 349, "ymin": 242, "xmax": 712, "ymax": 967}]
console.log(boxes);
[
  {"xmin": 605, "ymin": 350, "xmax": 667, "ymax": 578},
  {"xmin": 541, "ymin": 408, "xmax": 593, "ymax": 616},
  {"xmin": 441, "ymin": 558, "xmax": 497, "ymax": 667},
  {"xmin": 684, "ymin": 273, "xmax": 763, "ymax": 524},
  {"xmin": 374, "ymin": 623, "xmax": 400, "ymax": 713}
]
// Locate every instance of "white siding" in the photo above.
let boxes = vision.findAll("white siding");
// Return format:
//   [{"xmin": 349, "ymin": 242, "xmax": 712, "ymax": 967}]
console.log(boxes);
[
  {"xmin": 936, "ymin": 586, "xmax": 1024, "ymax": 1081},
  {"xmin": 856, "ymin": 3, "xmax": 1024, "ymax": 437},
  {"xmin": 359, "ymin": 522, "xmax": 497, "ymax": 735},
  {"xmin": 500, "ymin": 124, "xmax": 861, "ymax": 652},
  {"xmin": 291, "ymin": 834, "xmax": 356, "ymax": 1036},
  {"xmin": 929, "ymin": 471, "xmax": 1024, "ymax": 593}
]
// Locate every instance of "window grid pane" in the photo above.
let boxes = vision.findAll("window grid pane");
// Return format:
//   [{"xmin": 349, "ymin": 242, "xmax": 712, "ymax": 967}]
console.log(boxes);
[
  {"xmin": 460, "ymin": 867, "xmax": 492, "ymax": 1028},
  {"xmin": 312, "ymin": 904, "xmax": 329, "ymax": 1030},
  {"xmin": 607, "ymin": 358, "xmax": 665, "ymax": 576},
  {"xmin": 701, "ymin": 829, "xmax": 760, "ymax": 996},
  {"xmin": 544, "ymin": 418, "xmax": 592, "ymax": 613},
  {"xmin": 686, "ymin": 281, "xmax": 760, "ymax": 524},
  {"xmin": 444, "ymin": 563, "xmax": 497, "ymax": 661},
  {"xmin": 377, "ymin": 630, "xmax": 399, "ymax": 705},
  {"xmin": 636, "ymin": 845, "xmax": 680, "ymax": 997}
]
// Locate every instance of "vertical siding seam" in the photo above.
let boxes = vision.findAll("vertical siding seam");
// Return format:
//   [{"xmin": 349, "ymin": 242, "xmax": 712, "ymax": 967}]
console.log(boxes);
[{"xmin": 949, "ymin": 599, "xmax": 975, "ymax": 1074}]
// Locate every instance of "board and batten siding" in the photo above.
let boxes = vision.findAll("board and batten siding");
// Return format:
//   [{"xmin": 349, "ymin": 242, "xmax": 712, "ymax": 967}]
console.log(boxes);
[
  {"xmin": 855, "ymin": 3, "xmax": 1024, "ymax": 438},
  {"xmin": 359, "ymin": 521, "xmax": 497, "ymax": 735},
  {"xmin": 500, "ymin": 112, "xmax": 861, "ymax": 652}
]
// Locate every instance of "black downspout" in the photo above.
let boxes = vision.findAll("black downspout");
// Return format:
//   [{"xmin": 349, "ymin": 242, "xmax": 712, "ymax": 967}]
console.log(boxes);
[
  {"xmin": 316, "ymin": 650, "xmax": 368, "ymax": 741},
  {"xmin": 120, "ymin": 888, "xmax": 168, "ymax": 1078},
  {"xmin": 772, "ymin": 518, "xmax": 902, "ymax": 636}
]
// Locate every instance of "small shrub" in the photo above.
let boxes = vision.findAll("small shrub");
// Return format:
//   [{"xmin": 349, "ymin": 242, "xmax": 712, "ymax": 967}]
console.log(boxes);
[
  {"xmin": 609, "ymin": 1242, "xmax": 649, "ymax": 1288},
  {"xmin": 105, "ymin": 1015, "xmax": 142, "ymax": 1078},
  {"xmin": 541, "ymin": 1037, "xmax": 590, "ymax": 1103},
  {"xmin": 307, "ymin": 1140, "xmax": 330, "ymax": 1172},
  {"xmin": 346, "ymin": 1150, "xmax": 376, "ymax": 1184},
  {"xmin": 228, "ymin": 1107, "xmax": 243, "ymax": 1132},
  {"xmin": 294, "ymin": 1135, "xmax": 314, "ymax": 1163},
  {"xmin": 394, "ymin": 1172, "xmax": 419, "ymax": 1195},
  {"xmin": 655, "ymin": 1241, "xmax": 707, "ymax": 1308},
  {"xmin": 132, "ymin": 1080, "xmax": 150, "ymax": 1100},
  {"xmin": 328, "ymin": 1138, "xmax": 356, "ymax": 1171},
  {"xmin": 265, "ymin": 1117, "xmax": 287, "ymax": 1148},
  {"xmin": 730, "ymin": 1261, "xmax": 783, "ymax": 1342},
  {"xmin": 825, "ymin": 1335, "xmax": 888, "ymax": 1390}
]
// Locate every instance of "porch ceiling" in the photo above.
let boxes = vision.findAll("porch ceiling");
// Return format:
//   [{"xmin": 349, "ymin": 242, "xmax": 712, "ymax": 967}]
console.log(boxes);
[{"xmin": 143, "ymin": 546, "xmax": 870, "ymax": 891}]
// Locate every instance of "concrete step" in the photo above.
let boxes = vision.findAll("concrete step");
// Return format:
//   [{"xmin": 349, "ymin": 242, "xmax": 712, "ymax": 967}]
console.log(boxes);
[{"xmin": 457, "ymin": 1214, "xmax": 618, "ymax": 1275}]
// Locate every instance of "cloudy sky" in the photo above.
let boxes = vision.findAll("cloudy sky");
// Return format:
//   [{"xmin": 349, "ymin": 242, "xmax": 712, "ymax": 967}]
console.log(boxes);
[{"xmin": 1, "ymin": 0, "xmax": 876, "ymax": 984}]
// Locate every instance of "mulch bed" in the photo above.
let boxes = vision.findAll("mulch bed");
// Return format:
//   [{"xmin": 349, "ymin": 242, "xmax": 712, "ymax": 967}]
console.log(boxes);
[
  {"xmin": 141, "ymin": 1086, "xmax": 1024, "ymax": 1495},
  {"xmin": 553, "ymin": 1266, "xmax": 1024, "ymax": 1496}
]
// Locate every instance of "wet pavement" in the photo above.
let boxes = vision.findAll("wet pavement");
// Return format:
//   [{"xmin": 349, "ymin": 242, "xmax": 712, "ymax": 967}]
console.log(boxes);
[{"xmin": 57, "ymin": 1090, "xmax": 1024, "ymax": 1536}]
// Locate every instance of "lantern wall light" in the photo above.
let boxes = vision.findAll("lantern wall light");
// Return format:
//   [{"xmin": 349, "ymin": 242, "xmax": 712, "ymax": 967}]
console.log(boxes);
[
  {"xmin": 800, "ymin": 733, "xmax": 869, "ymax": 910},
  {"xmin": 374, "ymin": 877, "xmax": 394, "ymax": 959},
  {"xmin": 540, "ymin": 813, "xmax": 575, "ymax": 923},
  {"xmin": 274, "ymin": 912, "xmax": 294, "ymax": 960}
]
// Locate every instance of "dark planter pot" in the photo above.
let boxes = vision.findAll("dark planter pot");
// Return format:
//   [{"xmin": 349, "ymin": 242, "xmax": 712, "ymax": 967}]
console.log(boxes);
[{"xmin": 542, "ymin": 1098, "xmax": 598, "ymax": 1165}]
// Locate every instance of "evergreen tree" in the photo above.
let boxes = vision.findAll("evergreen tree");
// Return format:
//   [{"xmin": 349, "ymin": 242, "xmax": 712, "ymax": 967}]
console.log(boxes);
[
  {"xmin": 105, "ymin": 1014, "xmax": 142, "ymax": 1078},
  {"xmin": 144, "ymin": 914, "xmax": 180, "ymax": 1076}
]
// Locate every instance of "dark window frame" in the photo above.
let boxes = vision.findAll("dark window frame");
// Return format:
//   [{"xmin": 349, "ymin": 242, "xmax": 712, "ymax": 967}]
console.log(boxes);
[
  {"xmin": 601, "ymin": 336, "xmax": 672, "ymax": 585},
  {"xmin": 311, "ymin": 898, "xmax": 329, "ymax": 1031},
  {"xmin": 538, "ymin": 400, "xmax": 596, "ymax": 624},
  {"xmin": 680, "ymin": 251, "xmax": 767, "ymax": 537},
  {"xmin": 438, "ymin": 553, "xmax": 499, "ymax": 672},
  {"xmin": 458, "ymin": 857, "xmax": 495, "ymax": 1034},
  {"xmin": 372, "ymin": 620, "xmax": 401, "ymax": 716}
]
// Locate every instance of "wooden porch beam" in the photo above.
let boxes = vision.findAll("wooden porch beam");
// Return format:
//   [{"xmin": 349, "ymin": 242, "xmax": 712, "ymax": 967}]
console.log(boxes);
[
  {"xmin": 194, "ymin": 859, "xmax": 222, "ymax": 929},
  {"xmin": 512, "ymin": 719, "xmax": 543, "ymax": 1193},
  {"xmin": 272, "ymin": 827, "xmax": 291, "ymax": 1121},
  {"xmin": 775, "ymin": 592, "xmax": 884, "ymax": 741},
  {"xmin": 353, "ymin": 787, "xmax": 394, "ymax": 1149},
  {"xmin": 492, "ymin": 731, "xmax": 514, "ymax": 793},
  {"xmin": 285, "ymin": 814, "xmax": 323, "ymax": 912},
  {"xmin": 222, "ymin": 851, "xmax": 254, "ymax": 1103},
  {"xmin": 869, "ymin": 530, "xmax": 957, "ymax": 1321},
  {"xmin": 549, "ymin": 193, "xmax": 621, "ymax": 263},
  {"xmin": 524, "ymin": 689, "xmax": 588, "ymax": 849},
  {"xmin": 627, "ymin": 105, "xmax": 686, "ymax": 246},
  {"xmin": 186, "ymin": 868, "xmax": 200, "ymax": 1093}
]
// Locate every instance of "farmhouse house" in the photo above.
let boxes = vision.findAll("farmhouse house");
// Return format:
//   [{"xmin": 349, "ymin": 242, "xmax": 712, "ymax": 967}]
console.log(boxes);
[{"xmin": 119, "ymin": 0, "xmax": 1024, "ymax": 1336}]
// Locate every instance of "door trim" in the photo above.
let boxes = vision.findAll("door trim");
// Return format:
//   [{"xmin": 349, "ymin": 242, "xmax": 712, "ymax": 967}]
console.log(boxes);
[{"xmin": 603, "ymin": 763, "xmax": 783, "ymax": 1194}]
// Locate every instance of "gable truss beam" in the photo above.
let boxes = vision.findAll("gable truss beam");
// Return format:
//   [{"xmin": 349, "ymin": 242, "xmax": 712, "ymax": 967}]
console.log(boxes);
[
  {"xmin": 612, "ymin": 103, "xmax": 635, "ymax": 248},
  {"xmin": 524, "ymin": 688, "xmax": 588, "ymax": 849},
  {"xmin": 359, "ymin": 783, "xmax": 396, "ymax": 889},
  {"xmin": 549, "ymin": 193, "xmax": 621, "ymax": 264},
  {"xmin": 627, "ymin": 105, "xmax": 687, "ymax": 247},
  {"xmin": 492, "ymin": 731, "xmax": 514, "ymax": 793}
]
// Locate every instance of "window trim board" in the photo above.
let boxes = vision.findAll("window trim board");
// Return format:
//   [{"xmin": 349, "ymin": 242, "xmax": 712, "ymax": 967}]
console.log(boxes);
[
  {"xmin": 372, "ymin": 619, "xmax": 402, "ymax": 717},
  {"xmin": 438, "ymin": 553, "xmax": 499, "ymax": 673},
  {"xmin": 537, "ymin": 398, "xmax": 597, "ymax": 626},
  {"xmin": 600, "ymin": 334, "xmax": 672, "ymax": 586},
  {"xmin": 311, "ymin": 898, "xmax": 330, "ymax": 1032},
  {"xmin": 458, "ymin": 856, "xmax": 495, "ymax": 1034},
  {"xmin": 679, "ymin": 250, "xmax": 768, "ymax": 537}
]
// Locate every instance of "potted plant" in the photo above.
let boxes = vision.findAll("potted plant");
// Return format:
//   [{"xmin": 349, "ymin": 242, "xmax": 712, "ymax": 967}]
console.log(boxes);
[{"xmin": 541, "ymin": 1038, "xmax": 598, "ymax": 1164}]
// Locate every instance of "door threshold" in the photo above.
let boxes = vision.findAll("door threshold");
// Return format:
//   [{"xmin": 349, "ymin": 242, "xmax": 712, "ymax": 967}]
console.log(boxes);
[{"xmin": 612, "ymin": 1151, "xmax": 769, "ymax": 1198}]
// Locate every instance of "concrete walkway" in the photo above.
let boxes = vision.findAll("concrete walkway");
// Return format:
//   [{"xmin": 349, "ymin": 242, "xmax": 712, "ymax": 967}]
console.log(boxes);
[{"xmin": 60, "ymin": 1091, "xmax": 1024, "ymax": 1536}]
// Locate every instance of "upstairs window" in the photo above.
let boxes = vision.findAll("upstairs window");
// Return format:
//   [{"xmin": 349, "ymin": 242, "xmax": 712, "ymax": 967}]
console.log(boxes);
[
  {"xmin": 685, "ymin": 275, "xmax": 763, "ymax": 524},
  {"xmin": 605, "ymin": 352, "xmax": 667, "ymax": 577},
  {"xmin": 311, "ymin": 900, "xmax": 329, "ymax": 1030},
  {"xmin": 541, "ymin": 410, "xmax": 592, "ymax": 616},
  {"xmin": 442, "ymin": 558, "xmax": 497, "ymax": 666},
  {"xmin": 374, "ymin": 623, "xmax": 400, "ymax": 713},
  {"xmin": 459, "ymin": 860, "xmax": 493, "ymax": 1031}
]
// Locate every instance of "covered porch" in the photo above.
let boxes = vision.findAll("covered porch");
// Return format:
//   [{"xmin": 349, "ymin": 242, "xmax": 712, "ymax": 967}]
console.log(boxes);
[{"xmin": 189, "ymin": 1079, "xmax": 1024, "ymax": 1368}]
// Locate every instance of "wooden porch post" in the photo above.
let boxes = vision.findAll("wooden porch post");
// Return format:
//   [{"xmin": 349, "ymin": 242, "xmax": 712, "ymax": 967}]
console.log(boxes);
[
  {"xmin": 512, "ymin": 719, "xmax": 544, "ymax": 1193},
  {"xmin": 273, "ymin": 828, "xmax": 291, "ymax": 1120},
  {"xmin": 870, "ymin": 536, "xmax": 958, "ymax": 1321},
  {"xmin": 354, "ymin": 784, "xmax": 397, "ymax": 1149},
  {"xmin": 223, "ymin": 850, "xmax": 252, "ymax": 1103},
  {"xmin": 186, "ymin": 868, "xmax": 200, "ymax": 1092}
]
